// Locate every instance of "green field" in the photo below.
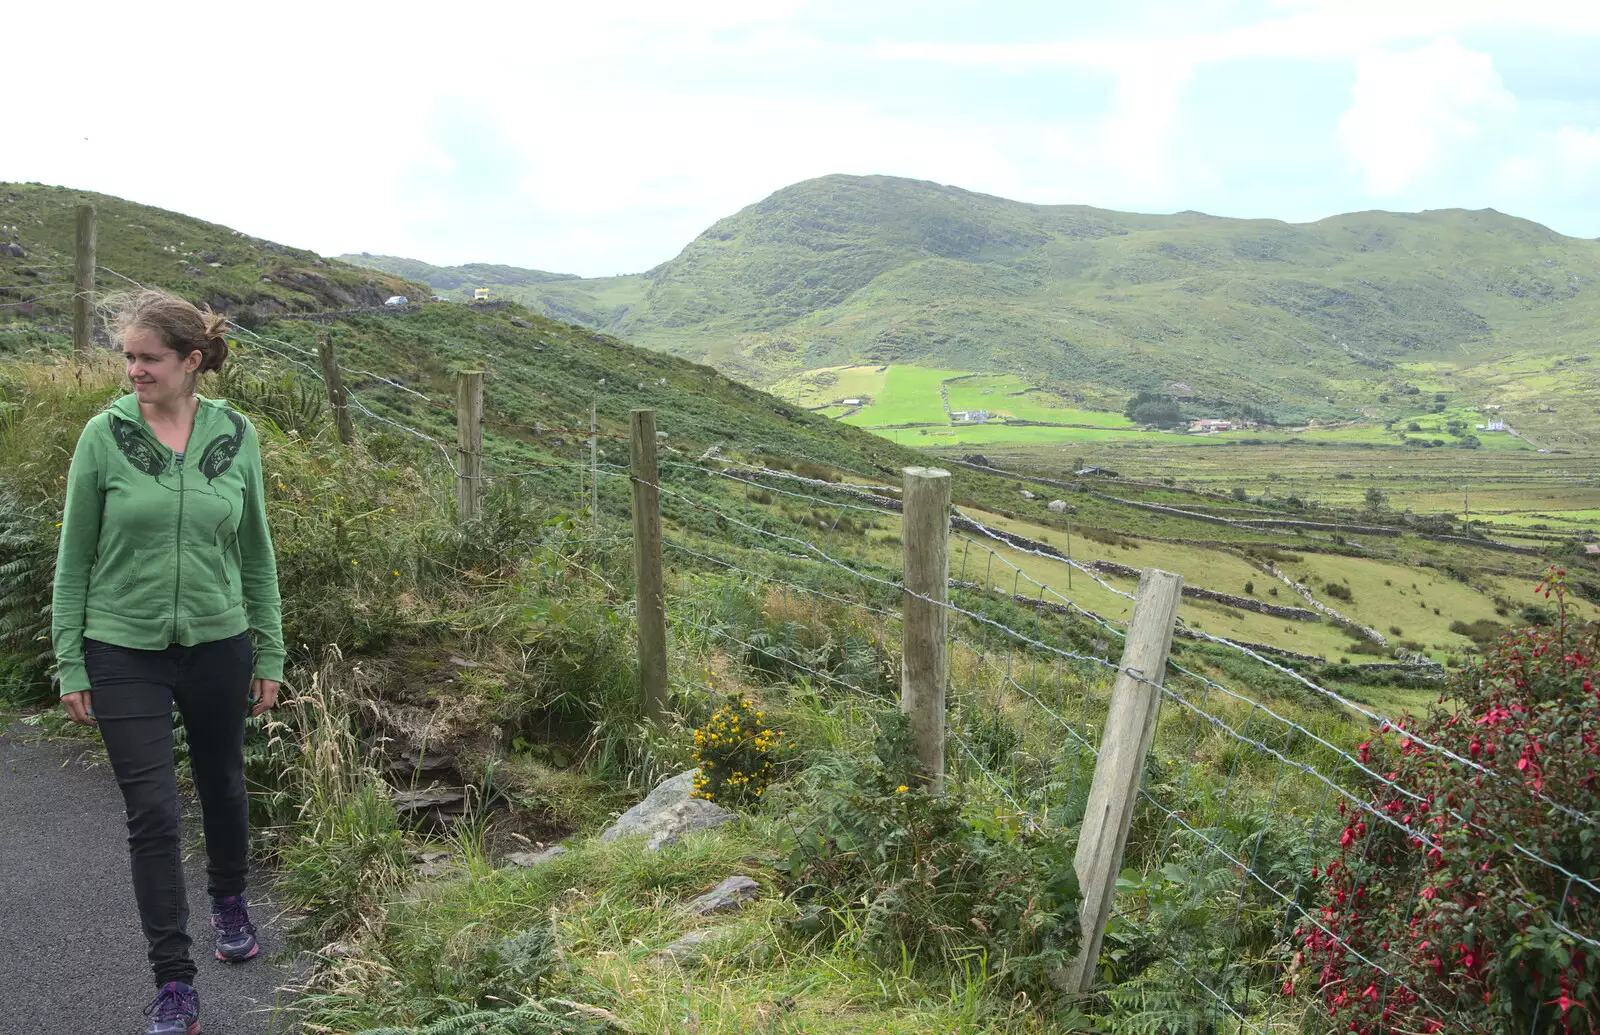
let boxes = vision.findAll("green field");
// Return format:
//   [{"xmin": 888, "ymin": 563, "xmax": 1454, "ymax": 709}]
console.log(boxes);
[
  {"xmin": 935, "ymin": 506, "xmax": 1599, "ymax": 667},
  {"xmin": 943, "ymin": 374, "xmax": 1134, "ymax": 427},
  {"xmin": 839, "ymin": 366, "xmax": 966, "ymax": 425},
  {"xmin": 770, "ymin": 362, "xmax": 1543, "ymax": 457},
  {"xmin": 896, "ymin": 424, "xmax": 1171, "ymax": 446},
  {"xmin": 364, "ymin": 174, "xmax": 1600, "ymax": 447}
]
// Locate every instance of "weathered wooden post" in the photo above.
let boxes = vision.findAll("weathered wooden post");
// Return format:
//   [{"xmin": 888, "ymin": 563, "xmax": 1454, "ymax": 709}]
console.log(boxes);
[
  {"xmin": 1059, "ymin": 567, "xmax": 1184, "ymax": 992},
  {"xmin": 317, "ymin": 333, "xmax": 355, "ymax": 446},
  {"xmin": 901, "ymin": 466, "xmax": 951, "ymax": 786},
  {"xmin": 455, "ymin": 371, "xmax": 484, "ymax": 522},
  {"xmin": 73, "ymin": 204, "xmax": 95, "ymax": 362},
  {"xmin": 630, "ymin": 409, "xmax": 668, "ymax": 725},
  {"xmin": 590, "ymin": 398, "xmax": 600, "ymax": 532}
]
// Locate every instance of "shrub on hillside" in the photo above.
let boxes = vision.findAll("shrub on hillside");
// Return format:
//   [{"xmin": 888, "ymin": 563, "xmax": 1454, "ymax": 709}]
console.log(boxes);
[
  {"xmin": 1323, "ymin": 581, "xmax": 1354, "ymax": 603},
  {"xmin": 1450, "ymin": 617, "xmax": 1506, "ymax": 646},
  {"xmin": 1297, "ymin": 568, "xmax": 1599, "ymax": 1034},
  {"xmin": 779, "ymin": 712, "xmax": 1080, "ymax": 997},
  {"xmin": 690, "ymin": 695, "xmax": 786, "ymax": 804}
]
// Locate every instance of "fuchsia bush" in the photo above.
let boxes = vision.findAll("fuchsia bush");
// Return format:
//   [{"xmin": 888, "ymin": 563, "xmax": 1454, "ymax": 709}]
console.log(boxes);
[{"xmin": 1299, "ymin": 568, "xmax": 1598, "ymax": 1034}]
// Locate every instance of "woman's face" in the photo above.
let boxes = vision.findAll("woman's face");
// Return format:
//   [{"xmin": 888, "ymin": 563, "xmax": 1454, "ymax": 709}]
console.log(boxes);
[{"xmin": 123, "ymin": 326, "xmax": 200, "ymax": 407}]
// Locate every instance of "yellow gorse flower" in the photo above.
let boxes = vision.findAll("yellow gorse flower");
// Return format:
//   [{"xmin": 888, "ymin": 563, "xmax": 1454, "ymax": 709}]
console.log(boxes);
[{"xmin": 689, "ymin": 696, "xmax": 786, "ymax": 804}]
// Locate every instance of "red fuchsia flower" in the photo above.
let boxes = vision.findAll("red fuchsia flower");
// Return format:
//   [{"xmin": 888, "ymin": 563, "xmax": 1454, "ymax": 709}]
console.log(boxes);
[{"xmin": 1547, "ymin": 990, "xmax": 1579, "ymax": 1015}]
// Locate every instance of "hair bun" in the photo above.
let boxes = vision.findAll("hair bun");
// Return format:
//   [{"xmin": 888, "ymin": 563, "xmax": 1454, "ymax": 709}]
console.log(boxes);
[{"xmin": 198, "ymin": 308, "xmax": 230, "ymax": 374}]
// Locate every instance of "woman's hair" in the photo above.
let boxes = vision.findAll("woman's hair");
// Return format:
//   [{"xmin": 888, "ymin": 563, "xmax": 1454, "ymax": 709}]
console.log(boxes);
[{"xmin": 102, "ymin": 289, "xmax": 230, "ymax": 375}]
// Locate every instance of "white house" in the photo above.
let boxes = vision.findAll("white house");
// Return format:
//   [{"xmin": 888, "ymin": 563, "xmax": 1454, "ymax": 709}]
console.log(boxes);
[{"xmin": 951, "ymin": 410, "xmax": 990, "ymax": 423}]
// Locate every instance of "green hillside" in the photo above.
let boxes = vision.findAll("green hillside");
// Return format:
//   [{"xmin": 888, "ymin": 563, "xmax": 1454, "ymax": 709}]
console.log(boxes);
[
  {"xmin": 5, "ymin": 184, "xmax": 1597, "ymax": 1034},
  {"xmin": 336, "ymin": 253, "xmax": 583, "ymax": 291},
  {"xmin": 347, "ymin": 174, "xmax": 1600, "ymax": 441},
  {"xmin": 0, "ymin": 183, "xmax": 930, "ymax": 484},
  {"xmin": 0, "ymin": 184, "xmax": 428, "ymax": 335}
]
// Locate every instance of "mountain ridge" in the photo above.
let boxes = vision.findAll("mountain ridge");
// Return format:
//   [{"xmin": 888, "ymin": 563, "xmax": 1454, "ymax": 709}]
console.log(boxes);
[
  {"xmin": 0, "ymin": 181, "xmax": 919, "ymax": 477},
  {"xmin": 344, "ymin": 174, "xmax": 1600, "ymax": 434}
]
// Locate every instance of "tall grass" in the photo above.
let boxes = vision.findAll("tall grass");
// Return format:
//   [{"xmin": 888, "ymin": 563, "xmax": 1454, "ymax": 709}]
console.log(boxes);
[{"xmin": 267, "ymin": 649, "xmax": 411, "ymax": 949}]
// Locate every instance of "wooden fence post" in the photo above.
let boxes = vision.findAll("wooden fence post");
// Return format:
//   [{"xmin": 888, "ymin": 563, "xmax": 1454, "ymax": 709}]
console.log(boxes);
[
  {"xmin": 1059, "ymin": 567, "xmax": 1184, "ymax": 992},
  {"xmin": 630, "ymin": 409, "xmax": 668, "ymax": 725},
  {"xmin": 317, "ymin": 333, "xmax": 355, "ymax": 445},
  {"xmin": 455, "ymin": 371, "xmax": 484, "ymax": 522},
  {"xmin": 589, "ymin": 398, "xmax": 599, "ymax": 532},
  {"xmin": 73, "ymin": 204, "xmax": 95, "ymax": 362},
  {"xmin": 901, "ymin": 466, "xmax": 951, "ymax": 786}
]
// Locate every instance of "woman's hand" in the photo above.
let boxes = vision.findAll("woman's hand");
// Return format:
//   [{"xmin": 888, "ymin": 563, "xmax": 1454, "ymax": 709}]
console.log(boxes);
[
  {"xmin": 250, "ymin": 678, "xmax": 279, "ymax": 718},
  {"xmin": 62, "ymin": 691, "xmax": 96, "ymax": 727}
]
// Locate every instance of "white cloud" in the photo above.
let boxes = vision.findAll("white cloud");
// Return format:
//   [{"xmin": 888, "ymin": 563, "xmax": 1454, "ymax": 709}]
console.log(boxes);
[
  {"xmin": 1553, "ymin": 126, "xmax": 1600, "ymax": 174},
  {"xmin": 5, "ymin": 0, "xmax": 1600, "ymax": 271},
  {"xmin": 1489, "ymin": 124, "xmax": 1600, "ymax": 229},
  {"xmin": 1336, "ymin": 38, "xmax": 1514, "ymax": 194},
  {"xmin": 1100, "ymin": 61, "xmax": 1195, "ymax": 195}
]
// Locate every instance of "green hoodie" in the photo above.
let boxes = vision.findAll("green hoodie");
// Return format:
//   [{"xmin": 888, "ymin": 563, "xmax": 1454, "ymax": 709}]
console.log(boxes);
[{"xmin": 51, "ymin": 394, "xmax": 285, "ymax": 696}]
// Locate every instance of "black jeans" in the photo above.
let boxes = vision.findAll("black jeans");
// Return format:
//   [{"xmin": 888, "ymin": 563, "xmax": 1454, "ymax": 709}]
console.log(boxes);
[{"xmin": 84, "ymin": 633, "xmax": 254, "ymax": 987}]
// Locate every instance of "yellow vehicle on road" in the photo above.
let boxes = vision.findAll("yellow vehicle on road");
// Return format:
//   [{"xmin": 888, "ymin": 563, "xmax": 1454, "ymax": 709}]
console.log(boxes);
[{"xmin": 473, "ymin": 288, "xmax": 490, "ymax": 302}]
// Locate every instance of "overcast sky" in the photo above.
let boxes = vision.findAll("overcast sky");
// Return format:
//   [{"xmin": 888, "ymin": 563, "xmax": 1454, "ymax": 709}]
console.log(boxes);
[{"xmin": 8, "ymin": 0, "xmax": 1599, "ymax": 277}]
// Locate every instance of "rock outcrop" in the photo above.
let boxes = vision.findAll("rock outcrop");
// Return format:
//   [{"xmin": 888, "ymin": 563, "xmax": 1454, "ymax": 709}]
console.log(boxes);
[{"xmin": 599, "ymin": 770, "xmax": 734, "ymax": 851}]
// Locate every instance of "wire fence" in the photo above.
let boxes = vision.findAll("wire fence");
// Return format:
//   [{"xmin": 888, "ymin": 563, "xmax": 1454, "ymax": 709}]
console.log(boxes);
[
  {"xmin": 26, "ymin": 261, "xmax": 1594, "ymax": 1030},
  {"xmin": 636, "ymin": 456, "xmax": 1598, "ymax": 1032}
]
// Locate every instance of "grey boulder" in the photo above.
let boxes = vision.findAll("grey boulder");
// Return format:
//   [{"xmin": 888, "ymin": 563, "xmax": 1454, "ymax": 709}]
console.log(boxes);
[
  {"xmin": 507, "ymin": 845, "xmax": 569, "ymax": 868},
  {"xmin": 600, "ymin": 769, "xmax": 733, "ymax": 851},
  {"xmin": 651, "ymin": 928, "xmax": 720, "ymax": 963},
  {"xmin": 684, "ymin": 875, "xmax": 760, "ymax": 916}
]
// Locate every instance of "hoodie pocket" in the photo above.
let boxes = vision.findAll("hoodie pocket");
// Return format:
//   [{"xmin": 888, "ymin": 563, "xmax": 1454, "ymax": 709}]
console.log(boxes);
[
  {"xmin": 186, "ymin": 545, "xmax": 238, "ymax": 617},
  {"xmin": 90, "ymin": 547, "xmax": 164, "ymax": 616}
]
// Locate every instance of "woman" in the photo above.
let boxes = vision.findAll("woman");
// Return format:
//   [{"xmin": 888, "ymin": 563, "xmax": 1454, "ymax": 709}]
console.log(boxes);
[{"xmin": 52, "ymin": 289, "xmax": 286, "ymax": 1035}]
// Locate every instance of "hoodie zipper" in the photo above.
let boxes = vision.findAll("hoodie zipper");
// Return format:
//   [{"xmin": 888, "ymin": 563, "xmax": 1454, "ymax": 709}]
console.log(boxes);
[
  {"xmin": 174, "ymin": 451, "xmax": 184, "ymax": 642},
  {"xmin": 121, "ymin": 397, "xmax": 203, "ymax": 643}
]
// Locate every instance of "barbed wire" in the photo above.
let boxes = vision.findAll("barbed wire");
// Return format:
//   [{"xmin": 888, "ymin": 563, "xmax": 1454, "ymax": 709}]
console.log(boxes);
[
  {"xmin": 486, "ymin": 418, "xmax": 627, "ymax": 440},
  {"xmin": 344, "ymin": 392, "xmax": 458, "ymax": 474},
  {"xmin": 1183, "ymin": 625, "xmax": 1600, "ymax": 834},
  {"xmin": 0, "ymin": 290, "xmax": 77, "ymax": 308},
  {"xmin": 665, "ymin": 609, "xmax": 897, "ymax": 706},
  {"xmin": 711, "ymin": 457, "xmax": 903, "ymax": 493},
  {"xmin": 950, "ymin": 530, "xmax": 1131, "ymax": 639},
  {"xmin": 952, "ymin": 505, "xmax": 1138, "ymax": 602},
  {"xmin": 662, "ymin": 458, "xmax": 893, "ymax": 516},
  {"xmin": 662, "ymin": 538, "xmax": 901, "ymax": 621}
]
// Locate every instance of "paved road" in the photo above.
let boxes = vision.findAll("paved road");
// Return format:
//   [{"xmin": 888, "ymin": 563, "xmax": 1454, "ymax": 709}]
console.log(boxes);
[{"xmin": 1, "ymin": 723, "xmax": 296, "ymax": 1034}]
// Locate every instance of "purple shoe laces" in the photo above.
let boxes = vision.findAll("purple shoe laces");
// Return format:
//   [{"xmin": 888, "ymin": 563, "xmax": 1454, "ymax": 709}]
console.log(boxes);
[
  {"xmin": 146, "ymin": 982, "xmax": 195, "ymax": 1022},
  {"xmin": 213, "ymin": 894, "xmax": 255, "ymax": 938}
]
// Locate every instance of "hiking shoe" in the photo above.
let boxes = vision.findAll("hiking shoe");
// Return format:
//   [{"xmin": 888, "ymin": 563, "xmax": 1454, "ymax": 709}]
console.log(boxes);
[
  {"xmin": 144, "ymin": 981, "xmax": 199, "ymax": 1035},
  {"xmin": 210, "ymin": 893, "xmax": 259, "ymax": 962}
]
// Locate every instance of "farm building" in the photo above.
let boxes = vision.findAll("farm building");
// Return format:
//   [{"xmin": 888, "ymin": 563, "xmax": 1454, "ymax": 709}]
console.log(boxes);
[
  {"xmin": 951, "ymin": 410, "xmax": 990, "ymax": 423},
  {"xmin": 1189, "ymin": 419, "xmax": 1233, "ymax": 432}
]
